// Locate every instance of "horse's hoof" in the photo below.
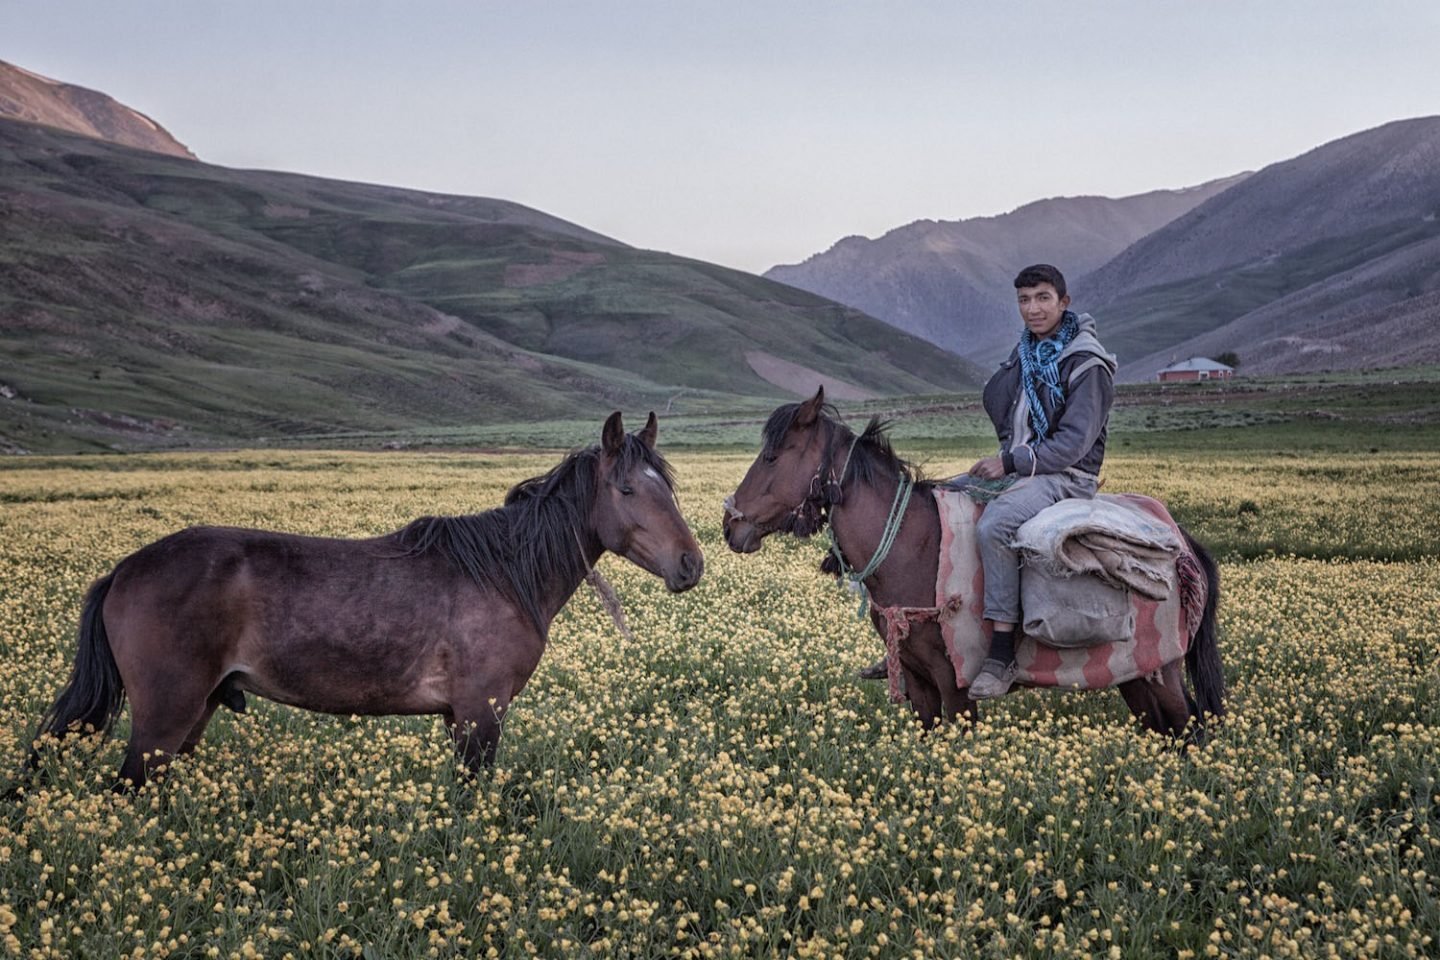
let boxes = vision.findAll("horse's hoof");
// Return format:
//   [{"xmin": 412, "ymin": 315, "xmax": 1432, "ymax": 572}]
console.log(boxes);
[{"xmin": 856, "ymin": 658, "xmax": 889, "ymax": 681}]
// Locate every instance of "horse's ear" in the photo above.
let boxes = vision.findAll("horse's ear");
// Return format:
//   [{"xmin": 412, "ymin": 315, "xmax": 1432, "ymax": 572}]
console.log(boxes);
[
  {"xmin": 602, "ymin": 411, "xmax": 625, "ymax": 455},
  {"xmin": 639, "ymin": 411, "xmax": 658, "ymax": 449},
  {"xmin": 795, "ymin": 386, "xmax": 825, "ymax": 426}
]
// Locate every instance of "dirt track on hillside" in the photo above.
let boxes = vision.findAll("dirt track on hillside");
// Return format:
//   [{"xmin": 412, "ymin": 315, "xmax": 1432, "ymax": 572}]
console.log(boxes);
[{"xmin": 744, "ymin": 351, "xmax": 876, "ymax": 400}]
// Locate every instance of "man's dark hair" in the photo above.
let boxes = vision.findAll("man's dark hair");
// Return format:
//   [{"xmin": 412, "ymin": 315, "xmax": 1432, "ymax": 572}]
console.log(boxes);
[{"xmin": 1014, "ymin": 264, "xmax": 1067, "ymax": 300}]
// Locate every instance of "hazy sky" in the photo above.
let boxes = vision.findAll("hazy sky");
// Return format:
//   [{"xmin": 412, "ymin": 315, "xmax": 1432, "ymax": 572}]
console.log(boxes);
[{"xmin": 5, "ymin": 1, "xmax": 1437, "ymax": 273}]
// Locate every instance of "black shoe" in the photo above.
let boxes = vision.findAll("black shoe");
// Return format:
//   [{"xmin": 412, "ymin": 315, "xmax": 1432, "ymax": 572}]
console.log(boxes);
[{"xmin": 856, "ymin": 657, "xmax": 889, "ymax": 680}]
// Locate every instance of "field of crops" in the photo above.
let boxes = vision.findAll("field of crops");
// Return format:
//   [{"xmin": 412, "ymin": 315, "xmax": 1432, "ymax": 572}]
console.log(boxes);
[{"xmin": 1, "ymin": 441, "xmax": 1437, "ymax": 958}]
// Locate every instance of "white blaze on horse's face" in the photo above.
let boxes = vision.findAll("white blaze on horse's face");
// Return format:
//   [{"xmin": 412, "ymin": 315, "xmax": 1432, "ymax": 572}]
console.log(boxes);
[
  {"xmin": 593, "ymin": 413, "xmax": 703, "ymax": 592},
  {"xmin": 598, "ymin": 455, "xmax": 701, "ymax": 592}
]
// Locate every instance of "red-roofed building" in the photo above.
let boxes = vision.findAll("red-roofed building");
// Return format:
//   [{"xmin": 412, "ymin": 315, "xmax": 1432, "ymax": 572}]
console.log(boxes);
[{"xmin": 1157, "ymin": 357, "xmax": 1235, "ymax": 382}]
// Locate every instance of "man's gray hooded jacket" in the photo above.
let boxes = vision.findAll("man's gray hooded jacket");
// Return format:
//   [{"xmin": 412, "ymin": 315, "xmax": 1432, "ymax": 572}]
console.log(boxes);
[{"xmin": 981, "ymin": 312, "xmax": 1118, "ymax": 478}]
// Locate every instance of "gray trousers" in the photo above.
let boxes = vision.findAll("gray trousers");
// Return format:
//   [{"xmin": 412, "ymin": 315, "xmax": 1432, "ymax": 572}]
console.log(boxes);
[{"xmin": 977, "ymin": 471, "xmax": 1098, "ymax": 624}]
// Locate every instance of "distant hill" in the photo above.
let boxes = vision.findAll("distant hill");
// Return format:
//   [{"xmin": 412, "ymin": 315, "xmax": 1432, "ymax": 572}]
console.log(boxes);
[
  {"xmin": 0, "ymin": 59, "xmax": 195, "ymax": 159},
  {"xmin": 1135, "ymin": 290, "xmax": 1440, "ymax": 380},
  {"xmin": 765, "ymin": 176, "xmax": 1245, "ymax": 365},
  {"xmin": 1082, "ymin": 117, "xmax": 1440, "ymax": 378},
  {"xmin": 0, "ymin": 118, "xmax": 979, "ymax": 453}
]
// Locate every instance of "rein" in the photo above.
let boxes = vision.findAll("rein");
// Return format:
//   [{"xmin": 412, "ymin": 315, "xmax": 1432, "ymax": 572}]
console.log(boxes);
[
  {"xmin": 729, "ymin": 419, "xmax": 959, "ymax": 701},
  {"xmin": 828, "ymin": 468, "xmax": 912, "ymax": 619},
  {"xmin": 722, "ymin": 429, "xmax": 861, "ymax": 537},
  {"xmin": 728, "ymin": 423, "xmax": 914, "ymax": 620}
]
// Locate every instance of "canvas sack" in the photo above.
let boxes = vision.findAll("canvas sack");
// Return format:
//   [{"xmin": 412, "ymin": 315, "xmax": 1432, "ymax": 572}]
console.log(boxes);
[{"xmin": 1020, "ymin": 566, "xmax": 1135, "ymax": 648}]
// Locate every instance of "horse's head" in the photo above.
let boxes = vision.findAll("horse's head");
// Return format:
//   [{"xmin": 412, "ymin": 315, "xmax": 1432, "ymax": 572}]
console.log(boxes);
[
  {"xmin": 593, "ymin": 411, "xmax": 703, "ymax": 592},
  {"xmin": 723, "ymin": 386, "xmax": 838, "ymax": 554}
]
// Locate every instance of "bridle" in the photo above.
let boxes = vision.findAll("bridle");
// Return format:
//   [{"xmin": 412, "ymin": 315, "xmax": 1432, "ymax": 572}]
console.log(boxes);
[
  {"xmin": 726, "ymin": 420, "xmax": 915, "ymax": 621},
  {"xmin": 723, "ymin": 423, "xmax": 861, "ymax": 538},
  {"xmin": 725, "ymin": 415, "xmax": 927, "ymax": 701}
]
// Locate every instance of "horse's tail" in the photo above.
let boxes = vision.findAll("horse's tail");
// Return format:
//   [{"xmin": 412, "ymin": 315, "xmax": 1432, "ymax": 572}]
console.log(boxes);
[
  {"xmin": 35, "ymin": 572, "xmax": 126, "ymax": 748},
  {"xmin": 1180, "ymin": 528, "xmax": 1225, "ymax": 722}
]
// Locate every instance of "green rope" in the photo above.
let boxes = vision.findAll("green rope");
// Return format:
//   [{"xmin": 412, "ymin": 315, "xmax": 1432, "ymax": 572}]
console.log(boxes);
[
  {"xmin": 828, "ymin": 471, "xmax": 914, "ymax": 619},
  {"xmin": 956, "ymin": 475, "xmax": 1017, "ymax": 503}
]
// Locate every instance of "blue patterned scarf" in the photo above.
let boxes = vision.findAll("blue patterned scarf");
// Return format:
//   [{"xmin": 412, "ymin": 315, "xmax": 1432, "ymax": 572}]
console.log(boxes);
[{"xmin": 1018, "ymin": 311, "xmax": 1079, "ymax": 439}]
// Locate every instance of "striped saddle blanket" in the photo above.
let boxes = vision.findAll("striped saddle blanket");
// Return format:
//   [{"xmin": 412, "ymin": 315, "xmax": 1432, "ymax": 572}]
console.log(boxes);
[{"xmin": 935, "ymin": 490, "xmax": 1205, "ymax": 692}]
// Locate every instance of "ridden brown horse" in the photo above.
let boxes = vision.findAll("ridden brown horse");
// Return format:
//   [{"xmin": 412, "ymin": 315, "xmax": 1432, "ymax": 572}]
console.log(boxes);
[
  {"xmin": 722, "ymin": 388, "xmax": 1224, "ymax": 739},
  {"xmin": 32, "ymin": 412, "xmax": 702, "ymax": 789}
]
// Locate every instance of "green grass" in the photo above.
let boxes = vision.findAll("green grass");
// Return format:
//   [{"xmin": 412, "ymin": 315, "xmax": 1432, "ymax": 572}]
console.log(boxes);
[{"xmin": 0, "ymin": 442, "xmax": 1436, "ymax": 958}]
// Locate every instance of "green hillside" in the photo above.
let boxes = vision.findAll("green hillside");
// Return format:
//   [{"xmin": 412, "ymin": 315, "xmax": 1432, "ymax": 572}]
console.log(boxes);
[{"xmin": 0, "ymin": 119, "xmax": 980, "ymax": 453}]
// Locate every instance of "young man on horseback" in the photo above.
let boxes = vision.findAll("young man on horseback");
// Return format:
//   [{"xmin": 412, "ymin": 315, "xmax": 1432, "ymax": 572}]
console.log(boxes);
[{"xmin": 965, "ymin": 264, "xmax": 1118, "ymax": 699}]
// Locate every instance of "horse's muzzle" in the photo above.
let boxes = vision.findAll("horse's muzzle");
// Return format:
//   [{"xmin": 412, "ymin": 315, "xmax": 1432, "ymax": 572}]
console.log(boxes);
[
  {"xmin": 722, "ymin": 495, "xmax": 761, "ymax": 554},
  {"xmin": 665, "ymin": 549, "xmax": 704, "ymax": 592},
  {"xmin": 723, "ymin": 516, "xmax": 762, "ymax": 554}
]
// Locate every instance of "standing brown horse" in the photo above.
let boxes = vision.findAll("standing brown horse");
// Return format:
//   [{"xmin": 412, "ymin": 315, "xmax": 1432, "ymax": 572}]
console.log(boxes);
[
  {"xmin": 722, "ymin": 389, "xmax": 1223, "ymax": 739},
  {"xmin": 32, "ymin": 412, "xmax": 702, "ymax": 789}
]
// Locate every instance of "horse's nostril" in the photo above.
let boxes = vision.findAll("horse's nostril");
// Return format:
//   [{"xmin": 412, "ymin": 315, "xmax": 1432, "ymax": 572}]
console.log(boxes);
[{"xmin": 680, "ymin": 551, "xmax": 700, "ymax": 578}]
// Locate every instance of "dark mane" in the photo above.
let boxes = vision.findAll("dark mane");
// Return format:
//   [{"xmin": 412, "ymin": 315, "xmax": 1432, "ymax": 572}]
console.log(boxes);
[
  {"xmin": 844, "ymin": 416, "xmax": 929, "ymax": 490},
  {"xmin": 393, "ymin": 435, "xmax": 673, "ymax": 630},
  {"xmin": 507, "ymin": 432, "xmax": 676, "ymax": 504},
  {"xmin": 761, "ymin": 402, "xmax": 928, "ymax": 491},
  {"xmin": 760, "ymin": 400, "xmax": 841, "ymax": 457}
]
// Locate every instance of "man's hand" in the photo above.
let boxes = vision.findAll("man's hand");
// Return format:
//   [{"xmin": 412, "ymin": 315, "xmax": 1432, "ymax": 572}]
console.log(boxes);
[{"xmin": 968, "ymin": 456, "xmax": 1006, "ymax": 480}]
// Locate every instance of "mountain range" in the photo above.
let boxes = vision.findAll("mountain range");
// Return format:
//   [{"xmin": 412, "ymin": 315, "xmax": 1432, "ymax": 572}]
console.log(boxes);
[
  {"xmin": 4, "ymin": 57, "xmax": 1437, "ymax": 455},
  {"xmin": 766, "ymin": 175, "xmax": 1247, "ymax": 364},
  {"xmin": 0, "ymin": 62, "xmax": 979, "ymax": 453},
  {"xmin": 1080, "ymin": 116, "xmax": 1440, "ymax": 379},
  {"xmin": 768, "ymin": 117, "xmax": 1440, "ymax": 380}
]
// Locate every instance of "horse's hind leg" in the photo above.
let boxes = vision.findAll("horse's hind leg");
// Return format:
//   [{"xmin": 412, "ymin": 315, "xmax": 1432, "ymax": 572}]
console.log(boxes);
[
  {"xmin": 178, "ymin": 695, "xmax": 223, "ymax": 756},
  {"xmin": 118, "ymin": 680, "xmax": 216, "ymax": 790},
  {"xmin": 1117, "ymin": 661, "xmax": 1192, "ymax": 741}
]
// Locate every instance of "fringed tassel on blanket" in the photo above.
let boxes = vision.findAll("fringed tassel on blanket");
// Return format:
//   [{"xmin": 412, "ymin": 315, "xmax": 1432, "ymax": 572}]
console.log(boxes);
[
  {"xmin": 874, "ymin": 595, "xmax": 967, "ymax": 703},
  {"xmin": 1175, "ymin": 550, "xmax": 1207, "ymax": 638}
]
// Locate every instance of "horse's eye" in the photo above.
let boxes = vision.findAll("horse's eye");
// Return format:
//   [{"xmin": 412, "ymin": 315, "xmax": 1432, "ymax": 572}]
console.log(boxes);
[
  {"xmin": 620, "ymin": 485, "xmax": 634, "ymax": 496},
  {"xmin": 762, "ymin": 453, "xmax": 778, "ymax": 464}
]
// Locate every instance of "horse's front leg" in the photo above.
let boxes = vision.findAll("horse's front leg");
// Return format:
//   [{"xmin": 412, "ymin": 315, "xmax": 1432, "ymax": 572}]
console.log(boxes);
[
  {"xmin": 445, "ymin": 613, "xmax": 545, "ymax": 773},
  {"xmin": 906, "ymin": 621, "xmax": 975, "ymax": 726},
  {"xmin": 447, "ymin": 682, "xmax": 515, "ymax": 774},
  {"xmin": 448, "ymin": 672, "xmax": 539, "ymax": 774},
  {"xmin": 936, "ymin": 678, "xmax": 977, "ymax": 726},
  {"xmin": 902, "ymin": 665, "xmax": 943, "ymax": 731},
  {"xmin": 865, "ymin": 608, "xmax": 936, "ymax": 728}
]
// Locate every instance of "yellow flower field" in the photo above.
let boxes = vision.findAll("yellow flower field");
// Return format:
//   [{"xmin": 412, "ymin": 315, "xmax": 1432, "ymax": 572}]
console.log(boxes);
[{"xmin": 0, "ymin": 449, "xmax": 1435, "ymax": 958}]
